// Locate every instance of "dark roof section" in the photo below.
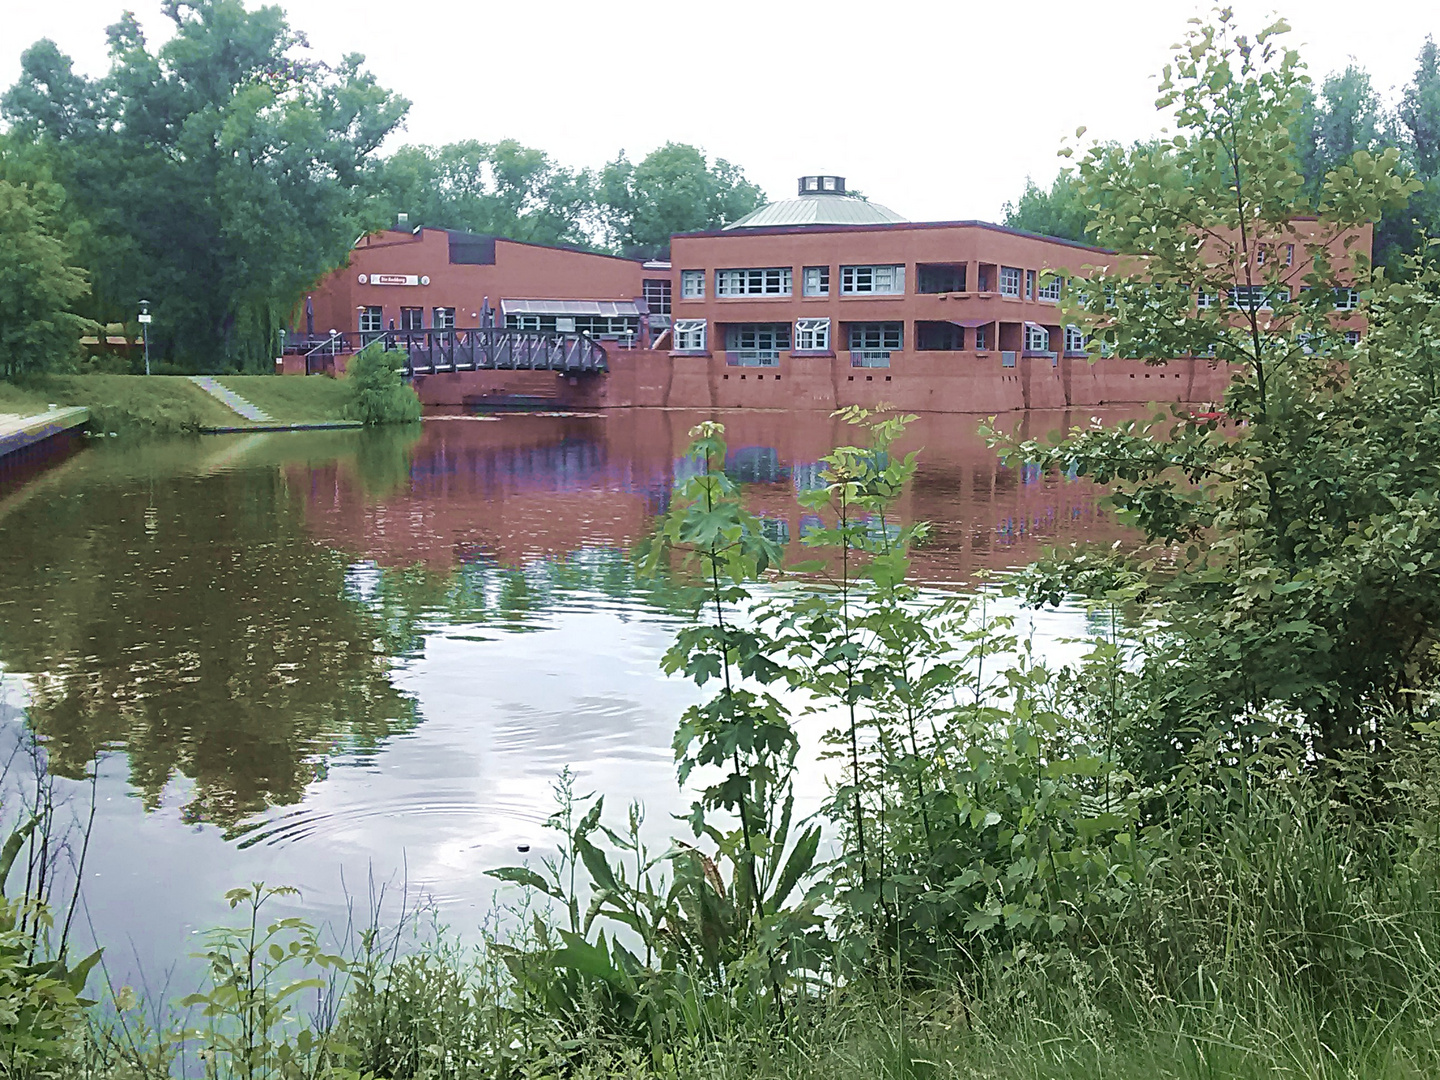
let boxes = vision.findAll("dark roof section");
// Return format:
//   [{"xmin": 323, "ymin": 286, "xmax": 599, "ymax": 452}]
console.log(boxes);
[
  {"xmin": 446, "ymin": 231, "xmax": 497, "ymax": 265},
  {"xmin": 438, "ymin": 228, "xmax": 648, "ymax": 266},
  {"xmin": 673, "ymin": 218, "xmax": 1115, "ymax": 255}
]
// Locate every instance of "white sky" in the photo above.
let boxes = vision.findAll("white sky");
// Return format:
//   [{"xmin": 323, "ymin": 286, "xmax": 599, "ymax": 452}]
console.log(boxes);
[{"xmin": 4, "ymin": 0, "xmax": 1436, "ymax": 222}]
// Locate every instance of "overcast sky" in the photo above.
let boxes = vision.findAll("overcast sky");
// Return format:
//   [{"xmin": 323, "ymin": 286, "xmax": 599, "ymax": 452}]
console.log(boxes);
[{"xmin": 4, "ymin": 0, "xmax": 1436, "ymax": 222}]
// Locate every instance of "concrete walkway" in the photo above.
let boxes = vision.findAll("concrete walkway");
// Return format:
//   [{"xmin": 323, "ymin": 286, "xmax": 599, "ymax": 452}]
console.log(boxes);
[
  {"xmin": 188, "ymin": 376, "xmax": 273, "ymax": 423},
  {"xmin": 0, "ymin": 407, "xmax": 90, "ymax": 461}
]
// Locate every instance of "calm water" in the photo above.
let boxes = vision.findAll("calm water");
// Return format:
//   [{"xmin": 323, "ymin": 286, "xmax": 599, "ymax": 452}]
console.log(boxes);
[{"xmin": 0, "ymin": 409, "xmax": 1128, "ymax": 990}]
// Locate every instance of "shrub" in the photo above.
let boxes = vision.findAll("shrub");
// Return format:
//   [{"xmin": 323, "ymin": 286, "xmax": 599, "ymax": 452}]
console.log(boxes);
[{"xmin": 343, "ymin": 344, "xmax": 421, "ymax": 426}]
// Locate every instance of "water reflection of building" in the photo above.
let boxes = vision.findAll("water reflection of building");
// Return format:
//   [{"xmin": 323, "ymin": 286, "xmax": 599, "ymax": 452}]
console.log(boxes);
[{"xmin": 297, "ymin": 410, "xmax": 1138, "ymax": 583}]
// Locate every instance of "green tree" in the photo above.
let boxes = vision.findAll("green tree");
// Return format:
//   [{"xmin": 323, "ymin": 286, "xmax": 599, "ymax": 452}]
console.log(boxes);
[
  {"xmin": 0, "ymin": 141, "xmax": 91, "ymax": 378},
  {"xmin": 2, "ymin": 0, "xmax": 408, "ymax": 372},
  {"xmin": 991, "ymin": 12, "xmax": 1424, "ymax": 764},
  {"xmin": 377, "ymin": 139, "xmax": 597, "ymax": 247},
  {"xmin": 1001, "ymin": 169, "xmax": 1091, "ymax": 243},
  {"xmin": 598, "ymin": 143, "xmax": 764, "ymax": 258},
  {"xmin": 1379, "ymin": 38, "xmax": 1440, "ymax": 270}
]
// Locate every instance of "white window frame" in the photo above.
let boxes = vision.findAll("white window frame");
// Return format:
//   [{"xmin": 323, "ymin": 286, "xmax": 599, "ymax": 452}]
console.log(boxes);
[
  {"xmin": 840, "ymin": 264, "xmax": 905, "ymax": 296},
  {"xmin": 803, "ymin": 266, "xmax": 829, "ymax": 297},
  {"xmin": 1285, "ymin": 244, "xmax": 1295, "ymax": 266},
  {"xmin": 643, "ymin": 278, "xmax": 672, "ymax": 316},
  {"xmin": 999, "ymin": 266, "xmax": 1022, "ymax": 298},
  {"xmin": 1256, "ymin": 247, "xmax": 1267, "ymax": 266},
  {"xmin": 1333, "ymin": 287, "xmax": 1359, "ymax": 310},
  {"xmin": 359, "ymin": 306, "xmax": 383, "ymax": 333},
  {"xmin": 1064, "ymin": 325, "xmax": 1087, "ymax": 354},
  {"xmin": 1025, "ymin": 324, "xmax": 1050, "ymax": 352},
  {"xmin": 1025, "ymin": 269, "xmax": 1036, "ymax": 299},
  {"xmin": 432, "ymin": 307, "xmax": 456, "ymax": 329},
  {"xmin": 673, "ymin": 318, "xmax": 707, "ymax": 352},
  {"xmin": 1344, "ymin": 330, "xmax": 1361, "ymax": 345},
  {"xmin": 1196, "ymin": 289, "xmax": 1216, "ymax": 310},
  {"xmin": 725, "ymin": 323, "xmax": 791, "ymax": 352},
  {"xmin": 974, "ymin": 325, "xmax": 989, "ymax": 350},
  {"xmin": 794, "ymin": 317, "xmax": 830, "ymax": 352},
  {"xmin": 680, "ymin": 270, "xmax": 705, "ymax": 299},
  {"xmin": 716, "ymin": 267, "xmax": 792, "ymax": 297},
  {"xmin": 1037, "ymin": 275, "xmax": 1063, "ymax": 302}
]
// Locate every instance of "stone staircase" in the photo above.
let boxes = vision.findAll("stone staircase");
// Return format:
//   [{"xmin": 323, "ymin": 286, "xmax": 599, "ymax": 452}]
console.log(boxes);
[{"xmin": 188, "ymin": 376, "xmax": 273, "ymax": 423}]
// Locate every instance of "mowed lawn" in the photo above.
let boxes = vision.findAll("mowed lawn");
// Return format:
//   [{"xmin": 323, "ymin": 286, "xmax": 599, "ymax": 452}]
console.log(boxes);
[{"xmin": 216, "ymin": 374, "xmax": 352, "ymax": 424}]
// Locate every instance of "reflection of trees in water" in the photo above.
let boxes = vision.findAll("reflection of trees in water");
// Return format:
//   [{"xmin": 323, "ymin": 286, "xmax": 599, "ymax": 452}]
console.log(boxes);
[{"xmin": 0, "ymin": 463, "xmax": 420, "ymax": 826}]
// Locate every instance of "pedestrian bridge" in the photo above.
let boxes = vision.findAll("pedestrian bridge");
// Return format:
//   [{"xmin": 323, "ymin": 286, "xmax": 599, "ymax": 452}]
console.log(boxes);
[{"xmin": 286, "ymin": 328, "xmax": 608, "ymax": 377}]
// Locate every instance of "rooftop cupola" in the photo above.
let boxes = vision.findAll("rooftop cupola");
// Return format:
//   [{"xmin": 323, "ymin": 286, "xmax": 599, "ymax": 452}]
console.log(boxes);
[
  {"xmin": 798, "ymin": 174, "xmax": 846, "ymax": 195},
  {"xmin": 725, "ymin": 175, "xmax": 907, "ymax": 230}
]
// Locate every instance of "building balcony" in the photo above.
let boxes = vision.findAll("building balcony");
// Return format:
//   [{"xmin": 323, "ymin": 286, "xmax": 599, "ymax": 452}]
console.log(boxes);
[
  {"xmin": 726, "ymin": 350, "xmax": 781, "ymax": 367},
  {"xmin": 850, "ymin": 349, "xmax": 892, "ymax": 368}
]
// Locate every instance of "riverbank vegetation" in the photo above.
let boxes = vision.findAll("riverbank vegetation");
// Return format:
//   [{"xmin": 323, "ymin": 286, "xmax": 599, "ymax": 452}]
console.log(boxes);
[{"xmin": 4, "ymin": 10, "xmax": 1440, "ymax": 1080}]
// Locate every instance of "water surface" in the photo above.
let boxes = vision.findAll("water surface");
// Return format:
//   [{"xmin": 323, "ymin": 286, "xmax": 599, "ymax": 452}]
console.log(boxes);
[{"xmin": 0, "ymin": 409, "xmax": 1129, "ymax": 989}]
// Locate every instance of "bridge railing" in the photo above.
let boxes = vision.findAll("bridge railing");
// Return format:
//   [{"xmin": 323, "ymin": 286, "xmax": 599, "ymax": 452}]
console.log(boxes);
[{"xmin": 393, "ymin": 328, "xmax": 608, "ymax": 375}]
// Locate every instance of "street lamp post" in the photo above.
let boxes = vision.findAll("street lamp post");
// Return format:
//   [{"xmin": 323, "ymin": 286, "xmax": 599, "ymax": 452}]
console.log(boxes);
[{"xmin": 138, "ymin": 300, "xmax": 152, "ymax": 376}]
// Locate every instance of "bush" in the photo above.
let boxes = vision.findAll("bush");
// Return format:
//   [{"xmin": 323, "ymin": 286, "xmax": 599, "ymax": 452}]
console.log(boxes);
[{"xmin": 343, "ymin": 344, "xmax": 421, "ymax": 425}]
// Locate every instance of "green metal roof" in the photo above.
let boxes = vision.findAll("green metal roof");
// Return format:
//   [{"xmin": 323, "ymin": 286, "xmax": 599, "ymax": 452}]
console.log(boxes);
[{"xmin": 724, "ymin": 193, "xmax": 908, "ymax": 230}]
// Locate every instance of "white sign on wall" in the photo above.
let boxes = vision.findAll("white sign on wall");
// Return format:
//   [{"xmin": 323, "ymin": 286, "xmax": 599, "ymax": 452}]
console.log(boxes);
[{"xmin": 358, "ymin": 273, "xmax": 430, "ymax": 286}]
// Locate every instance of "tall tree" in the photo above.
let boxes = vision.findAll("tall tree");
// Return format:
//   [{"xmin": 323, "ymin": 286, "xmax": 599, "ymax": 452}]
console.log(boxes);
[
  {"xmin": 2, "ymin": 0, "xmax": 408, "ymax": 372},
  {"xmin": 1001, "ymin": 169, "xmax": 1090, "ymax": 243},
  {"xmin": 377, "ymin": 139, "xmax": 596, "ymax": 247},
  {"xmin": 995, "ymin": 12, "xmax": 1423, "ymax": 763},
  {"xmin": 0, "ymin": 137, "xmax": 92, "ymax": 378},
  {"xmin": 598, "ymin": 143, "xmax": 764, "ymax": 259},
  {"xmin": 1381, "ymin": 38, "xmax": 1440, "ymax": 270}
]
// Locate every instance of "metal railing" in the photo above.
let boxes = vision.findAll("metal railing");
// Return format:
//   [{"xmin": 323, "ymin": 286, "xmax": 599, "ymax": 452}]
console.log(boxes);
[
  {"xmin": 393, "ymin": 328, "xmax": 608, "ymax": 375},
  {"xmin": 850, "ymin": 349, "xmax": 892, "ymax": 368},
  {"xmin": 726, "ymin": 349, "xmax": 780, "ymax": 367}
]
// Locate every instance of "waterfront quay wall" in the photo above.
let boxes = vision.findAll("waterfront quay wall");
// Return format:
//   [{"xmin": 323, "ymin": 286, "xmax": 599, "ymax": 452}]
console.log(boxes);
[{"xmin": 411, "ymin": 350, "xmax": 1236, "ymax": 413}]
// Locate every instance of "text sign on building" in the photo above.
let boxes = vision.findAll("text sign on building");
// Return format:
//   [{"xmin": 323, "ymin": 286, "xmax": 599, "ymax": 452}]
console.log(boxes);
[{"xmin": 359, "ymin": 273, "xmax": 429, "ymax": 286}]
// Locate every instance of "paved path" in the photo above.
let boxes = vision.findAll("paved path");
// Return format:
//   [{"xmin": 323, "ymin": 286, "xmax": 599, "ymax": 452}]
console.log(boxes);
[
  {"xmin": 188, "ymin": 376, "xmax": 273, "ymax": 423},
  {"xmin": 0, "ymin": 407, "xmax": 90, "ymax": 461}
]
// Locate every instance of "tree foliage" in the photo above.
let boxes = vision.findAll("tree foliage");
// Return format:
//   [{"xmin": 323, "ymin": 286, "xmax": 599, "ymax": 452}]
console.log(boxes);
[
  {"xmin": 343, "ymin": 343, "xmax": 421, "ymax": 425},
  {"xmin": 598, "ymin": 143, "xmax": 765, "ymax": 259},
  {"xmin": 376, "ymin": 139, "xmax": 596, "ymax": 248},
  {"xmin": 0, "ymin": 143, "xmax": 91, "ymax": 378},
  {"xmin": 991, "ymin": 12, "xmax": 1432, "ymax": 762},
  {"xmin": 1001, "ymin": 169, "xmax": 1091, "ymax": 243},
  {"xmin": 1, "ymin": 0, "xmax": 408, "ymax": 373}
]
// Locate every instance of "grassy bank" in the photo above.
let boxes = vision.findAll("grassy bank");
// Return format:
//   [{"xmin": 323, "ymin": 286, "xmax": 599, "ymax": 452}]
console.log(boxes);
[
  {"xmin": 1, "ymin": 373, "xmax": 360, "ymax": 434},
  {"xmin": 217, "ymin": 374, "xmax": 352, "ymax": 424}
]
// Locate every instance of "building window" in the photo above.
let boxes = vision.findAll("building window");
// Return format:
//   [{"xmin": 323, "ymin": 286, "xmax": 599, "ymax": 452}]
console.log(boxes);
[
  {"xmin": 359, "ymin": 306, "xmax": 383, "ymax": 333},
  {"xmin": 673, "ymin": 318, "xmax": 706, "ymax": 352},
  {"xmin": 1025, "ymin": 324, "xmax": 1051, "ymax": 352},
  {"xmin": 1025, "ymin": 269, "xmax": 1036, "ymax": 299},
  {"xmin": 1333, "ymin": 287, "xmax": 1359, "ymax": 310},
  {"xmin": 507, "ymin": 314, "xmax": 542, "ymax": 331},
  {"xmin": 716, "ymin": 267, "xmax": 792, "ymax": 297},
  {"xmin": 1344, "ymin": 330, "xmax": 1361, "ymax": 345},
  {"xmin": 999, "ymin": 266, "xmax": 1022, "ymax": 297},
  {"xmin": 399, "ymin": 307, "xmax": 424, "ymax": 330},
  {"xmin": 1256, "ymin": 247, "xmax": 1267, "ymax": 266},
  {"xmin": 1196, "ymin": 289, "xmax": 1216, "ymax": 310},
  {"xmin": 575, "ymin": 315, "xmax": 640, "ymax": 338},
  {"xmin": 917, "ymin": 263, "xmax": 966, "ymax": 293},
  {"xmin": 848, "ymin": 322, "xmax": 903, "ymax": 351},
  {"xmin": 840, "ymin": 264, "xmax": 905, "ymax": 296},
  {"xmin": 794, "ymin": 317, "xmax": 830, "ymax": 352},
  {"xmin": 803, "ymin": 266, "xmax": 830, "ymax": 296},
  {"xmin": 725, "ymin": 323, "xmax": 791, "ymax": 355},
  {"xmin": 974, "ymin": 325, "xmax": 989, "ymax": 350},
  {"xmin": 680, "ymin": 270, "xmax": 705, "ymax": 299},
  {"xmin": 1064, "ymin": 325, "xmax": 1087, "ymax": 354},
  {"xmin": 1037, "ymin": 275, "xmax": 1063, "ymax": 302},
  {"xmin": 433, "ymin": 307, "xmax": 455, "ymax": 329},
  {"xmin": 643, "ymin": 278, "xmax": 672, "ymax": 316},
  {"xmin": 1228, "ymin": 285, "xmax": 1288, "ymax": 311},
  {"xmin": 915, "ymin": 321, "xmax": 964, "ymax": 350},
  {"xmin": 1285, "ymin": 243, "xmax": 1295, "ymax": 266}
]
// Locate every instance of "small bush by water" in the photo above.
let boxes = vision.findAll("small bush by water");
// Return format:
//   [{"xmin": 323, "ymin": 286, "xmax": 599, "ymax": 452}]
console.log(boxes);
[{"xmin": 343, "ymin": 344, "xmax": 422, "ymax": 426}]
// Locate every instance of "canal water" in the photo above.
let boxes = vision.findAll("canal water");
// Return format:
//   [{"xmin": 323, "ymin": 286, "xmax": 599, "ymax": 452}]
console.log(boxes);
[{"xmin": 0, "ymin": 409, "xmax": 1131, "ymax": 992}]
